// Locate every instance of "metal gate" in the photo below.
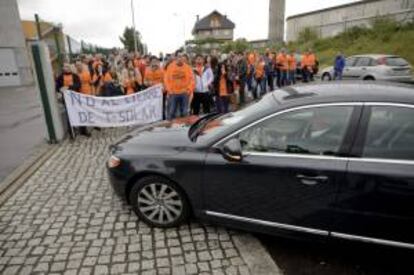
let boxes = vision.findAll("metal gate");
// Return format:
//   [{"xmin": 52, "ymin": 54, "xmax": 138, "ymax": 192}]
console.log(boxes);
[{"xmin": 0, "ymin": 48, "xmax": 20, "ymax": 87}]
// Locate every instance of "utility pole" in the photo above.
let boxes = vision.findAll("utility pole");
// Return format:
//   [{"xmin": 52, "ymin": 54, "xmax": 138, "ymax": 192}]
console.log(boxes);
[
  {"xmin": 131, "ymin": 0, "xmax": 138, "ymax": 53},
  {"xmin": 35, "ymin": 14, "xmax": 42, "ymax": 40}
]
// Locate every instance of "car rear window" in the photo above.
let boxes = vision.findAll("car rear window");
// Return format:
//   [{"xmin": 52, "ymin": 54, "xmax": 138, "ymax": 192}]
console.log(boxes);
[{"xmin": 385, "ymin": 57, "xmax": 409, "ymax": 67}]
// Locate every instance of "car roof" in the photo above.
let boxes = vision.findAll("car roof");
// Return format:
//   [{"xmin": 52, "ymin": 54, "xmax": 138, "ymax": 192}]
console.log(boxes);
[
  {"xmin": 272, "ymin": 82, "xmax": 414, "ymax": 108},
  {"xmin": 350, "ymin": 54, "xmax": 400, "ymax": 59}
]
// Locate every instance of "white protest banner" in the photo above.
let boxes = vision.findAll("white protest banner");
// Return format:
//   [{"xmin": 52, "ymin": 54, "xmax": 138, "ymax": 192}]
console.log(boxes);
[{"xmin": 63, "ymin": 85, "xmax": 163, "ymax": 127}]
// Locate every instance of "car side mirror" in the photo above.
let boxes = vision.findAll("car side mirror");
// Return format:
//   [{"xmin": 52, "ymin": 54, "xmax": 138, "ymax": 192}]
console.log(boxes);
[{"xmin": 222, "ymin": 138, "xmax": 243, "ymax": 162}]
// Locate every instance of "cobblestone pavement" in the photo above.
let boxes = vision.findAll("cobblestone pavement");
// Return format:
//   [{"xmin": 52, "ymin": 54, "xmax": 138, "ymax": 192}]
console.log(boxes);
[{"xmin": 0, "ymin": 129, "xmax": 280, "ymax": 275}]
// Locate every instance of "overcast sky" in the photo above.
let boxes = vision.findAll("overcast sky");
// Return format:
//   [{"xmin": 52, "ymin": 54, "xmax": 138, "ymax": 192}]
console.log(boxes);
[{"xmin": 17, "ymin": 0, "xmax": 359, "ymax": 53}]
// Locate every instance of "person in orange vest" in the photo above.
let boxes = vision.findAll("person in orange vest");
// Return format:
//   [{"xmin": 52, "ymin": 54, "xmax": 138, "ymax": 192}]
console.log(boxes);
[
  {"xmin": 56, "ymin": 63, "xmax": 90, "ymax": 137},
  {"xmin": 247, "ymin": 51, "xmax": 256, "ymax": 91},
  {"xmin": 122, "ymin": 69, "xmax": 139, "ymax": 95},
  {"xmin": 215, "ymin": 62, "xmax": 233, "ymax": 113},
  {"xmin": 75, "ymin": 61, "xmax": 93, "ymax": 95},
  {"xmin": 301, "ymin": 49, "xmax": 316, "ymax": 82},
  {"xmin": 164, "ymin": 51, "xmax": 194, "ymax": 120},
  {"xmin": 92, "ymin": 54, "xmax": 103, "ymax": 70},
  {"xmin": 92, "ymin": 63, "xmax": 113, "ymax": 96},
  {"xmin": 253, "ymin": 56, "xmax": 266, "ymax": 99},
  {"xmin": 144, "ymin": 56, "xmax": 164, "ymax": 87},
  {"xmin": 144, "ymin": 56, "xmax": 165, "ymax": 118},
  {"xmin": 287, "ymin": 50, "xmax": 297, "ymax": 85},
  {"xmin": 122, "ymin": 59, "xmax": 143, "ymax": 90},
  {"xmin": 56, "ymin": 63, "xmax": 81, "ymax": 93},
  {"xmin": 276, "ymin": 48, "xmax": 289, "ymax": 87}
]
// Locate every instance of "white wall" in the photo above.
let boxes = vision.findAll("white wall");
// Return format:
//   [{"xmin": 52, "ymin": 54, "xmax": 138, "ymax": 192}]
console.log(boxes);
[
  {"xmin": 0, "ymin": 0, "xmax": 33, "ymax": 86},
  {"xmin": 286, "ymin": 0, "xmax": 414, "ymax": 41}
]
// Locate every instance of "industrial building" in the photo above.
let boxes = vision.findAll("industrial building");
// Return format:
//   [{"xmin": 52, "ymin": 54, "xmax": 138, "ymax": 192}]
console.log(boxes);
[
  {"xmin": 0, "ymin": 0, "xmax": 33, "ymax": 87},
  {"xmin": 286, "ymin": 0, "xmax": 414, "ymax": 42}
]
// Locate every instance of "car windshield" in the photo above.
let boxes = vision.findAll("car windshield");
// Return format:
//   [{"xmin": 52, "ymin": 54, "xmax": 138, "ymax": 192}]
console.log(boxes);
[
  {"xmin": 386, "ymin": 57, "xmax": 409, "ymax": 67},
  {"xmin": 189, "ymin": 95, "xmax": 276, "ymax": 142}
]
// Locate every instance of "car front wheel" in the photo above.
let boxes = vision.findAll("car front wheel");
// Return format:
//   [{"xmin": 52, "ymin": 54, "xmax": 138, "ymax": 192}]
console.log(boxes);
[
  {"xmin": 322, "ymin": 73, "xmax": 332, "ymax": 81},
  {"xmin": 129, "ymin": 176, "xmax": 189, "ymax": 228}
]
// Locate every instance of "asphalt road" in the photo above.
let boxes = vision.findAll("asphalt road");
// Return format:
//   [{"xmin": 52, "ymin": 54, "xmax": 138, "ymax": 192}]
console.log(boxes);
[
  {"xmin": 259, "ymin": 234, "xmax": 413, "ymax": 275},
  {"xmin": 0, "ymin": 85, "xmax": 45, "ymax": 182}
]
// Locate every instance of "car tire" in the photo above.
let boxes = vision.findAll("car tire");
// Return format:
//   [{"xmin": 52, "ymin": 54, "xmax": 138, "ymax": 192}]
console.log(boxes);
[
  {"xmin": 129, "ymin": 176, "xmax": 190, "ymax": 228},
  {"xmin": 363, "ymin": 76, "xmax": 375, "ymax": 81},
  {"xmin": 322, "ymin": 73, "xmax": 331, "ymax": 81}
]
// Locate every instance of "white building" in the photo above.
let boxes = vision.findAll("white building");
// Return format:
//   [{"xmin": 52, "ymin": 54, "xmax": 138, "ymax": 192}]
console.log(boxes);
[
  {"xmin": 286, "ymin": 0, "xmax": 414, "ymax": 42},
  {"xmin": 0, "ymin": 0, "xmax": 33, "ymax": 87}
]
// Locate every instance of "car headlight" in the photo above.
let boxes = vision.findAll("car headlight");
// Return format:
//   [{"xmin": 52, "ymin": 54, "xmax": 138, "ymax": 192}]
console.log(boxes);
[{"xmin": 108, "ymin": 155, "xmax": 121, "ymax": 168}]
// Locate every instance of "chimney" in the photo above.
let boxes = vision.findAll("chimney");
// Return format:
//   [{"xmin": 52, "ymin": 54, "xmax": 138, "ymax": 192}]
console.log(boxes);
[{"xmin": 196, "ymin": 15, "xmax": 200, "ymax": 21}]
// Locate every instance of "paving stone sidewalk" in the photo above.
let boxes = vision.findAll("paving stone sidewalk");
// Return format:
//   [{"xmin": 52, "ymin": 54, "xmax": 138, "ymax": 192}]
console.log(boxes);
[{"xmin": 0, "ymin": 129, "xmax": 280, "ymax": 275}]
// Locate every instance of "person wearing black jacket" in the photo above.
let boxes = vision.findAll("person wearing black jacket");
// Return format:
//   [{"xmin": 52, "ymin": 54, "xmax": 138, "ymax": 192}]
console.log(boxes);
[
  {"xmin": 235, "ymin": 52, "xmax": 247, "ymax": 106},
  {"xmin": 56, "ymin": 63, "xmax": 81, "ymax": 93},
  {"xmin": 56, "ymin": 63, "xmax": 89, "ymax": 137},
  {"xmin": 214, "ymin": 62, "xmax": 234, "ymax": 114}
]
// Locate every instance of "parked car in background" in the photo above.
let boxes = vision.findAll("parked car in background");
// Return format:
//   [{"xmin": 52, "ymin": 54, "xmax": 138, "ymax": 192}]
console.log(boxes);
[
  {"xmin": 320, "ymin": 54, "xmax": 413, "ymax": 82},
  {"xmin": 107, "ymin": 82, "xmax": 414, "ymax": 250}
]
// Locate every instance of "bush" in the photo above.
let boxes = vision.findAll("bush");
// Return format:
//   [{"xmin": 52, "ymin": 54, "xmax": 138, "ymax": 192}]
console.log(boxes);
[{"xmin": 297, "ymin": 27, "xmax": 319, "ymax": 44}]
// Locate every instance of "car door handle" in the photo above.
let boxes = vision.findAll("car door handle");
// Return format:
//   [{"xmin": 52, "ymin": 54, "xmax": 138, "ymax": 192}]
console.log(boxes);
[{"xmin": 296, "ymin": 175, "xmax": 329, "ymax": 186}]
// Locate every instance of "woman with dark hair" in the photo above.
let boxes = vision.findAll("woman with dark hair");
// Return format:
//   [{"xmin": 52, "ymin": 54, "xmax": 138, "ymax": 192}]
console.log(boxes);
[
  {"xmin": 92, "ymin": 63, "xmax": 112, "ymax": 96},
  {"xmin": 208, "ymin": 56, "xmax": 220, "ymax": 112},
  {"xmin": 214, "ymin": 62, "xmax": 233, "ymax": 114}
]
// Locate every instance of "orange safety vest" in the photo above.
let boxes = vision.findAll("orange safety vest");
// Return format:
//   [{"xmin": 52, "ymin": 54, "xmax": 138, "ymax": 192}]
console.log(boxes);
[
  {"xmin": 63, "ymin": 74, "xmax": 74, "ymax": 87},
  {"xmin": 287, "ymin": 54, "xmax": 296, "ymax": 71},
  {"xmin": 301, "ymin": 53, "xmax": 316, "ymax": 69},
  {"xmin": 164, "ymin": 61, "xmax": 194, "ymax": 95},
  {"xmin": 123, "ymin": 78, "xmax": 136, "ymax": 95},
  {"xmin": 78, "ymin": 70, "xmax": 93, "ymax": 95},
  {"xmin": 276, "ymin": 54, "xmax": 289, "ymax": 71},
  {"xmin": 144, "ymin": 68, "xmax": 164, "ymax": 87},
  {"xmin": 255, "ymin": 61, "xmax": 265, "ymax": 79},
  {"xmin": 219, "ymin": 75, "xmax": 228, "ymax": 97}
]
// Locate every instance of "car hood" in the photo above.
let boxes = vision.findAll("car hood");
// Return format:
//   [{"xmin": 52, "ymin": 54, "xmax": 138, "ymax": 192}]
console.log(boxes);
[{"xmin": 112, "ymin": 116, "xmax": 200, "ymax": 155}]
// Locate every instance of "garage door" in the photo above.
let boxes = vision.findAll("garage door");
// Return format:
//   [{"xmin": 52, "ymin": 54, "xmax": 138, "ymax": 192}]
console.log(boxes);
[{"xmin": 0, "ymin": 48, "xmax": 21, "ymax": 87}]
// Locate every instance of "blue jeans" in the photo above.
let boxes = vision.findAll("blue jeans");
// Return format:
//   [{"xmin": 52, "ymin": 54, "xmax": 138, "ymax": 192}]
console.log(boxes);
[
  {"xmin": 253, "ymin": 77, "xmax": 267, "ymax": 99},
  {"xmin": 334, "ymin": 70, "xmax": 343, "ymax": 80},
  {"xmin": 167, "ymin": 93, "xmax": 189, "ymax": 120},
  {"xmin": 288, "ymin": 70, "xmax": 296, "ymax": 85}
]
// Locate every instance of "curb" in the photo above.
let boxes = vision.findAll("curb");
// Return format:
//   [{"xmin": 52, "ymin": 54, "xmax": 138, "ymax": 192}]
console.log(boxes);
[
  {"xmin": 233, "ymin": 233, "xmax": 283, "ymax": 275},
  {"xmin": 0, "ymin": 143, "xmax": 58, "ymax": 206}
]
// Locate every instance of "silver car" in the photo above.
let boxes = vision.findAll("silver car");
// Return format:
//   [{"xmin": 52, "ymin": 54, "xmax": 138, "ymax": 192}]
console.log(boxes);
[{"xmin": 320, "ymin": 54, "xmax": 413, "ymax": 82}]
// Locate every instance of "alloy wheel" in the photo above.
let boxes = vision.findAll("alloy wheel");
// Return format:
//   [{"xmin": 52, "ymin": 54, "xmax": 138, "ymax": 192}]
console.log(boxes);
[{"xmin": 137, "ymin": 183, "xmax": 183, "ymax": 225}]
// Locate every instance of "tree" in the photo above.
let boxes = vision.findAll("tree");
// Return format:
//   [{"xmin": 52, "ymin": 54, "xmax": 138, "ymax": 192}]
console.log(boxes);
[
  {"xmin": 119, "ymin": 27, "xmax": 144, "ymax": 53},
  {"xmin": 220, "ymin": 38, "xmax": 251, "ymax": 53}
]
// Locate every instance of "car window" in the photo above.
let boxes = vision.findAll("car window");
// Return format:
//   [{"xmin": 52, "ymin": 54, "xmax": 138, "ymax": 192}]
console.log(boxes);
[
  {"xmin": 385, "ymin": 57, "xmax": 409, "ymax": 67},
  {"xmin": 355, "ymin": 57, "xmax": 371, "ymax": 67},
  {"xmin": 363, "ymin": 106, "xmax": 414, "ymax": 161},
  {"xmin": 346, "ymin": 57, "xmax": 357, "ymax": 67},
  {"xmin": 238, "ymin": 106, "xmax": 354, "ymax": 156},
  {"xmin": 194, "ymin": 93, "xmax": 276, "ymax": 142}
]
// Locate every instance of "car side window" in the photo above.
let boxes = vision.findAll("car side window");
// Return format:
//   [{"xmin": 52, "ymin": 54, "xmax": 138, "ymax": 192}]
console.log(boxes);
[
  {"xmin": 355, "ymin": 57, "xmax": 371, "ymax": 67},
  {"xmin": 363, "ymin": 106, "xmax": 414, "ymax": 161},
  {"xmin": 239, "ymin": 106, "xmax": 354, "ymax": 156},
  {"xmin": 346, "ymin": 57, "xmax": 357, "ymax": 67}
]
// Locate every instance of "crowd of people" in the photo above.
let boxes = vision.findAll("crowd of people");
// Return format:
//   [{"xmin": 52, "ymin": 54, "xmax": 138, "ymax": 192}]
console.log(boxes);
[{"xmin": 56, "ymin": 48, "xmax": 320, "ymax": 127}]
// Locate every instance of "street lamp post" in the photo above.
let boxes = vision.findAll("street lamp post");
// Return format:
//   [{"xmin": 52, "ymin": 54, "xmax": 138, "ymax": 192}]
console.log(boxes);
[{"xmin": 131, "ymin": 0, "xmax": 138, "ymax": 53}]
